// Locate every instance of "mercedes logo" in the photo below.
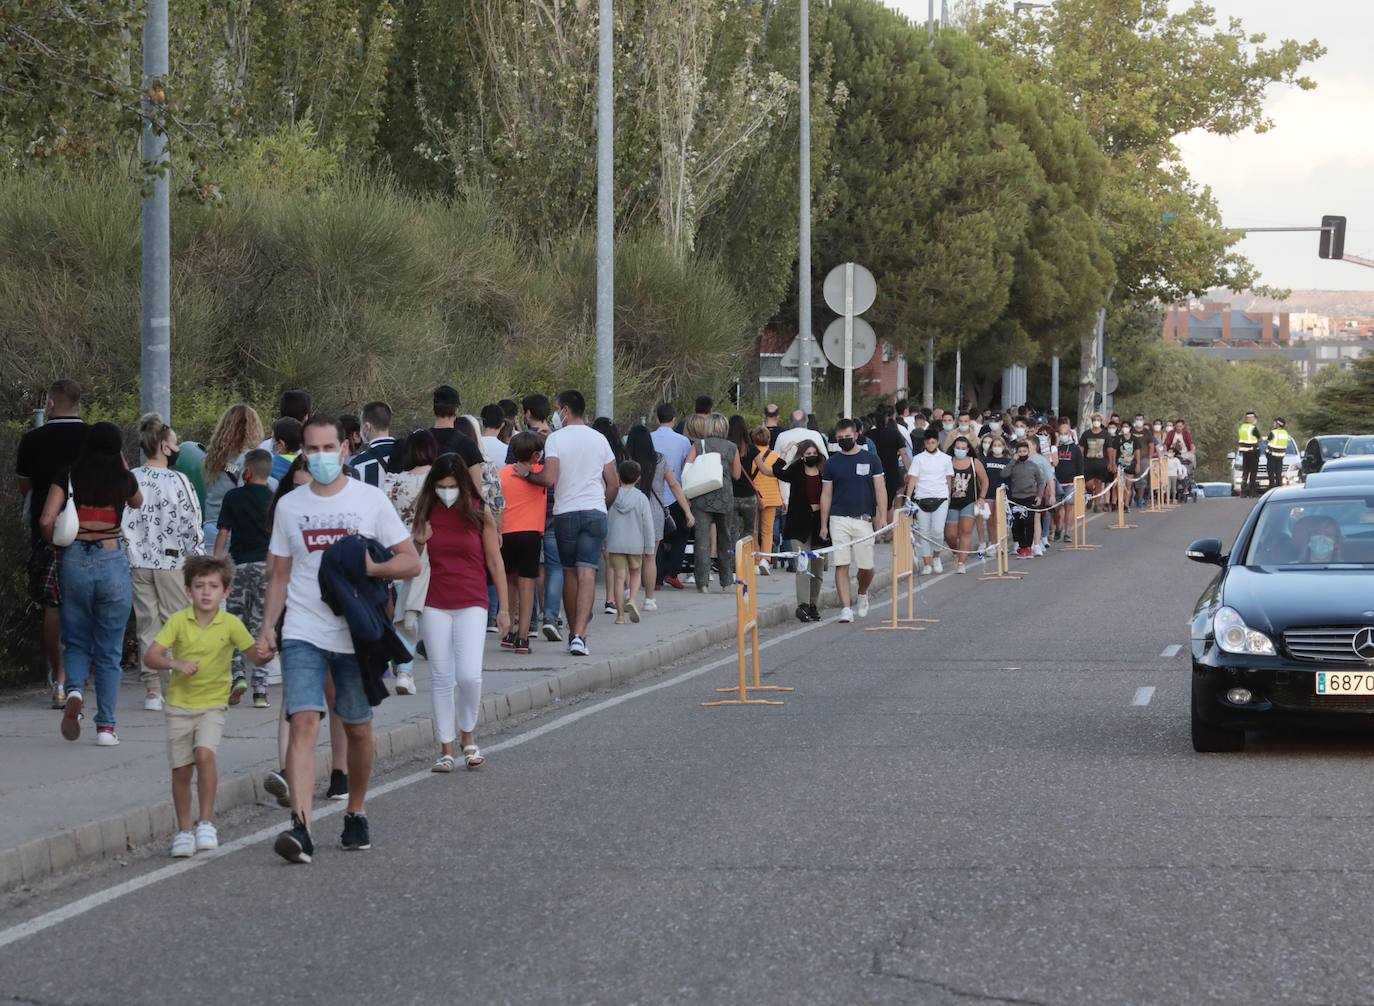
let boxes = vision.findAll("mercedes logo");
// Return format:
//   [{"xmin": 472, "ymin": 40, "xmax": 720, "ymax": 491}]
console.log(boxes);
[{"xmin": 1354, "ymin": 628, "xmax": 1374, "ymax": 662}]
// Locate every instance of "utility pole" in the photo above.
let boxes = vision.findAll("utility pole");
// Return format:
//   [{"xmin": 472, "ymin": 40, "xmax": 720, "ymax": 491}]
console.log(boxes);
[
  {"xmin": 797, "ymin": 0, "xmax": 813, "ymax": 415},
  {"xmin": 1050, "ymin": 354, "xmax": 1060, "ymax": 417},
  {"xmin": 923, "ymin": 337, "xmax": 934, "ymax": 410},
  {"xmin": 594, "ymin": 0, "xmax": 615, "ymax": 418},
  {"xmin": 140, "ymin": 0, "xmax": 171, "ymax": 423}
]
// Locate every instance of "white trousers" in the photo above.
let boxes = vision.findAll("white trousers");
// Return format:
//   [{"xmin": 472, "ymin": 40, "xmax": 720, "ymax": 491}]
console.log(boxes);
[
  {"xmin": 913, "ymin": 500, "xmax": 949, "ymax": 559},
  {"xmin": 421, "ymin": 606, "xmax": 486, "ymax": 743}
]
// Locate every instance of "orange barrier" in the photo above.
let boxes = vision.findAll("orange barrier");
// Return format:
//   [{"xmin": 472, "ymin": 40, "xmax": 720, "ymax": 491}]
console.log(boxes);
[
  {"xmin": 978, "ymin": 486, "xmax": 1025, "ymax": 581},
  {"xmin": 704, "ymin": 536, "xmax": 793, "ymax": 707},
  {"xmin": 1061, "ymin": 474, "xmax": 1100, "ymax": 552},
  {"xmin": 867, "ymin": 507, "xmax": 938, "ymax": 632},
  {"xmin": 1108, "ymin": 470, "xmax": 1137, "ymax": 530}
]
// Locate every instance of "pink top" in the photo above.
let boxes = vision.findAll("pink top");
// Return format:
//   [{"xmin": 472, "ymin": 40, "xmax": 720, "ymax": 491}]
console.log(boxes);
[{"xmin": 424, "ymin": 501, "xmax": 489, "ymax": 610}]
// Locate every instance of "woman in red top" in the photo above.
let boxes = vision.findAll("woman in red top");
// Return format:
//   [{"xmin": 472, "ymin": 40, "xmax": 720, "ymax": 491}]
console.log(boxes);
[{"xmin": 414, "ymin": 455, "xmax": 509, "ymax": 771}]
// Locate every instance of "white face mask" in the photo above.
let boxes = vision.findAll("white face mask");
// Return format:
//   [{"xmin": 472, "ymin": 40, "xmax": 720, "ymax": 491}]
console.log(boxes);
[
  {"xmin": 436, "ymin": 487, "xmax": 460, "ymax": 508},
  {"xmin": 991, "ymin": 445, "xmax": 1005, "ymax": 456}
]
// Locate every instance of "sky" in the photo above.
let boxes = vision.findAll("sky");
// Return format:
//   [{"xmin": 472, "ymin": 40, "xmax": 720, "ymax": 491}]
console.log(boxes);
[{"xmin": 882, "ymin": 0, "xmax": 1374, "ymax": 293}]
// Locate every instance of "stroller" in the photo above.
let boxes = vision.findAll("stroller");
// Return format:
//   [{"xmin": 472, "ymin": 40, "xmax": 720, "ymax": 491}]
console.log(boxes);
[{"xmin": 1173, "ymin": 452, "xmax": 1197, "ymax": 502}]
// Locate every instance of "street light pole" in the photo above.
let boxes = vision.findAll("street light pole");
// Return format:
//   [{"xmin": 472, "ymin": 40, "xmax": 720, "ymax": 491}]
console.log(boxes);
[
  {"xmin": 140, "ymin": 0, "xmax": 171, "ymax": 423},
  {"xmin": 797, "ymin": 0, "xmax": 813, "ymax": 415},
  {"xmin": 594, "ymin": 0, "xmax": 615, "ymax": 418}
]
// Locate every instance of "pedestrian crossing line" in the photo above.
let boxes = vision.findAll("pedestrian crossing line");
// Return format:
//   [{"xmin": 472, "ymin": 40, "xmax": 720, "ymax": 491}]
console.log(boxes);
[
  {"xmin": 1160, "ymin": 644, "xmax": 1182, "ymax": 658},
  {"xmin": 1133, "ymin": 686, "xmax": 1156, "ymax": 706}
]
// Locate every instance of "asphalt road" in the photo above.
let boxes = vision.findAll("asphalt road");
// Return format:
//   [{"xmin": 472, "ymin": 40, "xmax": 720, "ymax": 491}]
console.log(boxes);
[{"xmin": 4, "ymin": 496, "xmax": 1372, "ymax": 1006}]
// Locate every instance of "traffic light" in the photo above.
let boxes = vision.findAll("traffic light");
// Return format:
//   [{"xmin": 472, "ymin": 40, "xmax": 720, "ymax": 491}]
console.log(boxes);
[{"xmin": 1319, "ymin": 215, "xmax": 1347, "ymax": 260}]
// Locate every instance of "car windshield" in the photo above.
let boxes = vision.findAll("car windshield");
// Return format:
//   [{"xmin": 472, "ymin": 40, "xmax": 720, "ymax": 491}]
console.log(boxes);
[
  {"xmin": 1321, "ymin": 437, "xmax": 1350, "ymax": 458},
  {"xmin": 1245, "ymin": 496, "xmax": 1374, "ymax": 567},
  {"xmin": 1343, "ymin": 436, "xmax": 1374, "ymax": 457}
]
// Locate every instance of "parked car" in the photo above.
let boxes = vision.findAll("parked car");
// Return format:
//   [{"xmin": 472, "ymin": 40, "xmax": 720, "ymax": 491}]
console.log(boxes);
[
  {"xmin": 1340, "ymin": 435, "xmax": 1374, "ymax": 458},
  {"xmin": 1186, "ymin": 484, "xmax": 1374, "ymax": 752},
  {"xmin": 1230, "ymin": 436, "xmax": 1299, "ymax": 495},
  {"xmin": 1300, "ymin": 435, "xmax": 1352, "ymax": 479}
]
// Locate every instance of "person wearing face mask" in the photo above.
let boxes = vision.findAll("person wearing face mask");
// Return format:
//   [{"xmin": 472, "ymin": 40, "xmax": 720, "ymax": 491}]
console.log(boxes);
[
  {"xmin": 905, "ymin": 428, "xmax": 954, "ymax": 575},
  {"xmin": 1079, "ymin": 415, "xmax": 1110, "ymax": 513},
  {"xmin": 414, "ymin": 453, "xmax": 509, "ymax": 774},
  {"xmin": 938, "ymin": 414, "xmax": 961, "ymax": 453},
  {"xmin": 259, "ymin": 417, "xmax": 421, "ymax": 863},
  {"xmin": 1130, "ymin": 416, "xmax": 1153, "ymax": 509},
  {"xmin": 1290, "ymin": 514, "xmax": 1343, "ymax": 565},
  {"xmin": 1004, "ymin": 440, "xmax": 1045, "ymax": 559},
  {"xmin": 944, "ymin": 437, "xmax": 987, "ymax": 574},
  {"xmin": 1024, "ymin": 436, "xmax": 1056, "ymax": 554},
  {"xmin": 125, "ymin": 413, "xmax": 206, "ymax": 712},
  {"xmin": 773, "ymin": 445, "xmax": 828, "ymax": 622},
  {"xmin": 819, "ymin": 419, "xmax": 887, "ymax": 622},
  {"xmin": 1052, "ymin": 422, "xmax": 1084, "ymax": 542},
  {"xmin": 978, "ymin": 435, "xmax": 1012, "ymax": 554}
]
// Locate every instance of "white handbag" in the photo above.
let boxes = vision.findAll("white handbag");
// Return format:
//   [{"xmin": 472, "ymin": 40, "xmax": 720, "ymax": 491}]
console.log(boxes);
[
  {"xmin": 51, "ymin": 476, "xmax": 79, "ymax": 547},
  {"xmin": 681, "ymin": 440, "xmax": 724, "ymax": 500}
]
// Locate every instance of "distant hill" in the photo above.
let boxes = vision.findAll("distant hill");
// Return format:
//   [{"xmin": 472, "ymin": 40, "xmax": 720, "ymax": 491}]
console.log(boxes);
[{"xmin": 1213, "ymin": 289, "xmax": 1374, "ymax": 317}]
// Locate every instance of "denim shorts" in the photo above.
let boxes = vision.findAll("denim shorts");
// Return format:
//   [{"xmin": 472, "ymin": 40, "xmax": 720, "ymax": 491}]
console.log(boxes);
[
  {"xmin": 280, "ymin": 639, "xmax": 372, "ymax": 724},
  {"xmin": 945, "ymin": 501, "xmax": 977, "ymax": 523},
  {"xmin": 554, "ymin": 509, "xmax": 608, "ymax": 570}
]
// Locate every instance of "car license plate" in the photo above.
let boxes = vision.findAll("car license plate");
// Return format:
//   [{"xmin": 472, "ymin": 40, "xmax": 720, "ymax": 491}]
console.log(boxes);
[{"xmin": 1316, "ymin": 672, "xmax": 1374, "ymax": 695}]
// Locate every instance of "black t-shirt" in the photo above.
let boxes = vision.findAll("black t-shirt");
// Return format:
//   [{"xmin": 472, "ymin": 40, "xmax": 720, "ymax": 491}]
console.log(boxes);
[
  {"xmin": 16, "ymin": 418, "xmax": 89, "ymax": 539},
  {"xmin": 218, "ymin": 483, "xmax": 272, "ymax": 563},
  {"xmin": 869, "ymin": 426, "xmax": 907, "ymax": 484},
  {"xmin": 1130, "ymin": 430, "xmax": 1152, "ymax": 469},
  {"xmin": 766, "ymin": 426, "xmax": 783, "ymax": 448},
  {"xmin": 733, "ymin": 443, "xmax": 759, "ymax": 497},
  {"xmin": 429, "ymin": 428, "xmax": 484, "ymax": 469},
  {"xmin": 1080, "ymin": 430, "xmax": 1109, "ymax": 468},
  {"xmin": 982, "ymin": 455, "xmax": 1011, "ymax": 497}
]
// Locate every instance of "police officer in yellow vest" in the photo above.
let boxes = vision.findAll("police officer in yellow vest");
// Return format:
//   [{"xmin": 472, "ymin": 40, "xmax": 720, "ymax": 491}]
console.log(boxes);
[
  {"xmin": 1267, "ymin": 418, "xmax": 1291, "ymax": 491},
  {"xmin": 1237, "ymin": 411, "xmax": 1261, "ymax": 497}
]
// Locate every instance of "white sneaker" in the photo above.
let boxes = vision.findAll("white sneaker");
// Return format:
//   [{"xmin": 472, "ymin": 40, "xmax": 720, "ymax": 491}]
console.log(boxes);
[
  {"xmin": 1032, "ymin": 543, "xmax": 1045, "ymax": 557},
  {"xmin": 932, "ymin": 558, "xmax": 944, "ymax": 574},
  {"xmin": 144, "ymin": 694, "xmax": 164, "ymax": 711},
  {"xmin": 194, "ymin": 820, "xmax": 219, "ymax": 851},
  {"xmin": 856, "ymin": 594, "xmax": 870, "ymax": 618},
  {"xmin": 95, "ymin": 730, "xmax": 119, "ymax": 747},
  {"xmin": 568, "ymin": 636, "xmax": 589, "ymax": 656},
  {"xmin": 977, "ymin": 545, "xmax": 986, "ymax": 559},
  {"xmin": 956, "ymin": 562, "xmax": 966, "ymax": 574},
  {"xmin": 757, "ymin": 561, "xmax": 770, "ymax": 576},
  {"xmin": 541, "ymin": 622, "xmax": 563, "ymax": 642},
  {"xmin": 642, "ymin": 598, "xmax": 658, "ymax": 611},
  {"xmin": 394, "ymin": 672, "xmax": 416, "ymax": 695},
  {"xmin": 838, "ymin": 606, "xmax": 854, "ymax": 623},
  {"xmin": 170, "ymin": 830, "xmax": 195, "ymax": 858}
]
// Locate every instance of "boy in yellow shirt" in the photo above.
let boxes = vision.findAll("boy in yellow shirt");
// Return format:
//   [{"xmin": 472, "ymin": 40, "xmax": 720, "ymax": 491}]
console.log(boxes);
[{"xmin": 144, "ymin": 555, "xmax": 265, "ymax": 858}]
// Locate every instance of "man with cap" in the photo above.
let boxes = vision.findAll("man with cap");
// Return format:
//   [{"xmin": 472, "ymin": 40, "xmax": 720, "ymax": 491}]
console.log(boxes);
[
  {"xmin": 1236, "ymin": 410, "xmax": 1261, "ymax": 498},
  {"xmin": 1267, "ymin": 417, "xmax": 1291, "ymax": 492}
]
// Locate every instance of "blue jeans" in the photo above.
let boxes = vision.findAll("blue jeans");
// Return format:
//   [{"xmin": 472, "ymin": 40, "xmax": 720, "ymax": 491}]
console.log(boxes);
[
  {"xmin": 554, "ymin": 510, "xmax": 608, "ymax": 570},
  {"xmin": 59, "ymin": 543, "xmax": 132, "ymax": 728},
  {"xmin": 280, "ymin": 639, "xmax": 373, "ymax": 724},
  {"xmin": 542, "ymin": 524, "xmax": 563, "ymax": 624}
]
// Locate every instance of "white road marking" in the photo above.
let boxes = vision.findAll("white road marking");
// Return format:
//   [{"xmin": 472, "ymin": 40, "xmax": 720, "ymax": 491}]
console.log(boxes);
[
  {"xmin": 1132, "ymin": 686, "xmax": 1156, "ymax": 706},
  {"xmin": 1160, "ymin": 644, "xmax": 1182, "ymax": 658},
  {"xmin": 0, "ymin": 562, "xmax": 986, "ymax": 949}
]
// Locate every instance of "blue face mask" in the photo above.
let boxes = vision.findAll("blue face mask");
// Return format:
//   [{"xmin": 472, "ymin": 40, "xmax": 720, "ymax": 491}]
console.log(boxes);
[
  {"xmin": 307, "ymin": 451, "xmax": 342, "ymax": 484},
  {"xmin": 953, "ymin": 448, "xmax": 968, "ymax": 459}
]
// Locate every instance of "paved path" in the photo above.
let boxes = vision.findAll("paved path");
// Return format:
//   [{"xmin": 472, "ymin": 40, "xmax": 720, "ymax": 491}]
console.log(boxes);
[{"xmin": 11, "ymin": 499, "xmax": 1353, "ymax": 1005}]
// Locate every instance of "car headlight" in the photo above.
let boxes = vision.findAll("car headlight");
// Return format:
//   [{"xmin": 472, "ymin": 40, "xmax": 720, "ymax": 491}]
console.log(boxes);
[{"xmin": 1213, "ymin": 606, "xmax": 1276, "ymax": 656}]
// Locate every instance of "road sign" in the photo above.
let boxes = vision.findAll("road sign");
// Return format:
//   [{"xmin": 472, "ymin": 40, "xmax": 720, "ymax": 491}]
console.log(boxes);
[
  {"xmin": 779, "ymin": 336, "xmax": 828, "ymax": 370},
  {"xmin": 822, "ymin": 317, "xmax": 876, "ymax": 369},
  {"xmin": 1101, "ymin": 366, "xmax": 1119, "ymax": 396},
  {"xmin": 823, "ymin": 264, "xmax": 876, "ymax": 316}
]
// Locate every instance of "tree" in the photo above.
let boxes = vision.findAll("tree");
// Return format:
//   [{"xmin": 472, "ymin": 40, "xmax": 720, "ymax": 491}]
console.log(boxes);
[
  {"xmin": 1295, "ymin": 358, "xmax": 1374, "ymax": 437},
  {"xmin": 969, "ymin": 0, "xmax": 1324, "ymax": 422}
]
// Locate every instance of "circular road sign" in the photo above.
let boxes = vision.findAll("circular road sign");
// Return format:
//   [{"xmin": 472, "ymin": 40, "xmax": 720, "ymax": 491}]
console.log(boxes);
[
  {"xmin": 823, "ymin": 263, "xmax": 877, "ymax": 316},
  {"xmin": 822, "ymin": 317, "xmax": 877, "ymax": 370}
]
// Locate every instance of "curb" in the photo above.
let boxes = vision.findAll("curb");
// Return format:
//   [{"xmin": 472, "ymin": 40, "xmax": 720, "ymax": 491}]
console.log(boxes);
[{"xmin": 0, "ymin": 566, "xmax": 893, "ymax": 893}]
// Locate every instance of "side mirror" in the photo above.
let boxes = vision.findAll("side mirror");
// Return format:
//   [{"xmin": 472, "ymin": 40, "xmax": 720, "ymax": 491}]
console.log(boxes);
[{"xmin": 1186, "ymin": 537, "xmax": 1225, "ymax": 565}]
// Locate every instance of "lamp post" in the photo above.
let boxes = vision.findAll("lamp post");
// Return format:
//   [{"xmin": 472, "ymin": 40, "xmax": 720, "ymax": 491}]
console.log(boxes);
[
  {"xmin": 140, "ymin": 0, "xmax": 171, "ymax": 423},
  {"xmin": 594, "ymin": 0, "xmax": 615, "ymax": 418},
  {"xmin": 797, "ymin": 0, "xmax": 813, "ymax": 414}
]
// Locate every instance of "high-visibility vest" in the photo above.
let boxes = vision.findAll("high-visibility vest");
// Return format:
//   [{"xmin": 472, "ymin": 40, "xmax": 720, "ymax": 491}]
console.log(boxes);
[
  {"xmin": 1237, "ymin": 422, "xmax": 1258, "ymax": 447},
  {"xmin": 1268, "ymin": 428, "xmax": 1290, "ymax": 454}
]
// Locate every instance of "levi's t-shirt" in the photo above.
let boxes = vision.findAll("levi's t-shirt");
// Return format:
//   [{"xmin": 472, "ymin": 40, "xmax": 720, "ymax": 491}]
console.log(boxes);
[{"xmin": 268, "ymin": 477, "xmax": 410, "ymax": 654}]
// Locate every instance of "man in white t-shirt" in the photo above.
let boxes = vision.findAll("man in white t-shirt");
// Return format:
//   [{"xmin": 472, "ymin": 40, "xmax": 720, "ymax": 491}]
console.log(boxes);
[
  {"xmin": 259, "ymin": 417, "xmax": 419, "ymax": 864},
  {"xmin": 904, "ymin": 428, "xmax": 956, "ymax": 575},
  {"xmin": 479, "ymin": 403, "xmax": 507, "ymax": 464},
  {"xmin": 515, "ymin": 390, "xmax": 616, "ymax": 657}
]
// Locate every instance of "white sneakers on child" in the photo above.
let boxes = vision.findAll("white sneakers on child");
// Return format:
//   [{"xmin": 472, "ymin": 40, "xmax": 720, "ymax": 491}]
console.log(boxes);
[
  {"xmin": 172, "ymin": 822, "xmax": 219, "ymax": 858},
  {"xmin": 195, "ymin": 820, "xmax": 219, "ymax": 851},
  {"xmin": 171, "ymin": 831, "xmax": 195, "ymax": 858}
]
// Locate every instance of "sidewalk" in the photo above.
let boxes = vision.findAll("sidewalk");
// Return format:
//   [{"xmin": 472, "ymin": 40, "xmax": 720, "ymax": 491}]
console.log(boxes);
[{"xmin": 0, "ymin": 549, "xmax": 894, "ymax": 889}]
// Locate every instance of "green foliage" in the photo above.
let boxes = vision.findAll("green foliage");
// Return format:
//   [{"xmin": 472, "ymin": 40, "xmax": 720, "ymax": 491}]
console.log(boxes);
[{"xmin": 1295, "ymin": 358, "xmax": 1374, "ymax": 437}]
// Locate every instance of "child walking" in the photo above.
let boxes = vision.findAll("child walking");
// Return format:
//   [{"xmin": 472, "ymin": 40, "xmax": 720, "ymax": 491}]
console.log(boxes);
[
  {"xmin": 214, "ymin": 448, "xmax": 274, "ymax": 706},
  {"xmin": 497, "ymin": 432, "xmax": 546, "ymax": 654},
  {"xmin": 144, "ymin": 555, "xmax": 264, "ymax": 857},
  {"xmin": 605, "ymin": 460, "xmax": 654, "ymax": 624}
]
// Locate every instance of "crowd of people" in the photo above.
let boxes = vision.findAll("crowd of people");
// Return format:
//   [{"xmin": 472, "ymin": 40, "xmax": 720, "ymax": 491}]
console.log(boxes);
[{"xmin": 15, "ymin": 377, "xmax": 1197, "ymax": 862}]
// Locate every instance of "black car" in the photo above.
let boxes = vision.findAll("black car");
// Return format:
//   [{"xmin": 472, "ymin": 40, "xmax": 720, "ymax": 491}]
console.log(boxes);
[
  {"xmin": 1300, "ymin": 434, "xmax": 1351, "ymax": 479},
  {"xmin": 1186, "ymin": 485, "xmax": 1374, "ymax": 751}
]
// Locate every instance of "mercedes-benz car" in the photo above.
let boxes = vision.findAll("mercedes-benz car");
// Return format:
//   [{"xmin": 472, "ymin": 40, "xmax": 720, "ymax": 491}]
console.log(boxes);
[{"xmin": 1187, "ymin": 485, "xmax": 1374, "ymax": 751}]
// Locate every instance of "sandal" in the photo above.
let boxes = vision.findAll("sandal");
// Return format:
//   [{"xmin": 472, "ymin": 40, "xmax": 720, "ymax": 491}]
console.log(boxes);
[
  {"xmin": 431, "ymin": 754, "xmax": 456, "ymax": 773},
  {"xmin": 462, "ymin": 744, "xmax": 485, "ymax": 770}
]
